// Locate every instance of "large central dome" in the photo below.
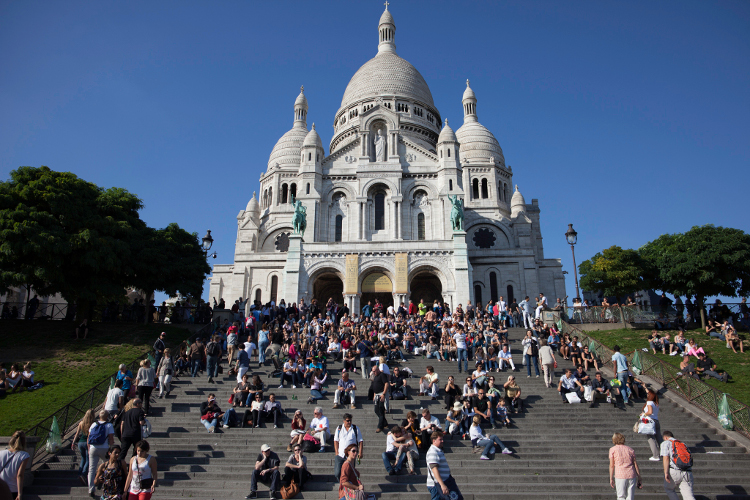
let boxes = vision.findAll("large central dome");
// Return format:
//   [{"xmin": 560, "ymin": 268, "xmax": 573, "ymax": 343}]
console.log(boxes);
[{"xmin": 340, "ymin": 52, "xmax": 435, "ymax": 110}]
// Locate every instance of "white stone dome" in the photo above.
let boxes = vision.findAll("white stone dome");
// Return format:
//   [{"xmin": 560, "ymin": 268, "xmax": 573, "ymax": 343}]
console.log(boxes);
[
  {"xmin": 246, "ymin": 192, "xmax": 259, "ymax": 213},
  {"xmin": 437, "ymin": 119, "xmax": 457, "ymax": 143},
  {"xmin": 268, "ymin": 123, "xmax": 308, "ymax": 169},
  {"xmin": 456, "ymin": 121, "xmax": 505, "ymax": 165},
  {"xmin": 340, "ymin": 52, "xmax": 436, "ymax": 110},
  {"xmin": 294, "ymin": 89, "xmax": 308, "ymax": 110},
  {"xmin": 303, "ymin": 124, "xmax": 323, "ymax": 148},
  {"xmin": 379, "ymin": 8, "xmax": 395, "ymax": 26}
]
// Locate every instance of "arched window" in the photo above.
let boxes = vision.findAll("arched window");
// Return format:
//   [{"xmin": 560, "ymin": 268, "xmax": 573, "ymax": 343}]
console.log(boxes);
[
  {"xmin": 290, "ymin": 183, "xmax": 297, "ymax": 203},
  {"xmin": 447, "ymin": 148, "xmax": 451, "ymax": 157},
  {"xmin": 449, "ymin": 179, "xmax": 453, "ymax": 191},
  {"xmin": 507, "ymin": 285, "xmax": 514, "ymax": 304},
  {"xmin": 440, "ymin": 150, "xmax": 443, "ymax": 158},
  {"xmin": 308, "ymin": 152, "xmax": 312, "ymax": 161},
  {"xmin": 417, "ymin": 213, "xmax": 425, "ymax": 240},
  {"xmin": 481, "ymin": 179, "xmax": 489, "ymax": 199},
  {"xmin": 499, "ymin": 182, "xmax": 504, "ymax": 201},
  {"xmin": 270, "ymin": 276, "xmax": 278, "ymax": 304},
  {"xmin": 472, "ymin": 179, "xmax": 479, "ymax": 200},
  {"xmin": 281, "ymin": 184, "xmax": 288, "ymax": 204},
  {"xmin": 374, "ymin": 193, "xmax": 385, "ymax": 230},
  {"xmin": 263, "ymin": 189, "xmax": 268, "ymax": 208},
  {"xmin": 254, "ymin": 289, "xmax": 262, "ymax": 304},
  {"xmin": 306, "ymin": 183, "xmax": 310, "ymax": 195},
  {"xmin": 268, "ymin": 187, "xmax": 272, "ymax": 206},
  {"xmin": 474, "ymin": 285, "xmax": 483, "ymax": 306},
  {"xmin": 490, "ymin": 272, "xmax": 498, "ymax": 302},
  {"xmin": 335, "ymin": 215, "xmax": 343, "ymax": 242}
]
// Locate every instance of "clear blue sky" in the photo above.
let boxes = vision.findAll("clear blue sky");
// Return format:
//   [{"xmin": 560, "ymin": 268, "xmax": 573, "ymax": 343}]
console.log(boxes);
[{"xmin": 2, "ymin": 1, "xmax": 749, "ymax": 303}]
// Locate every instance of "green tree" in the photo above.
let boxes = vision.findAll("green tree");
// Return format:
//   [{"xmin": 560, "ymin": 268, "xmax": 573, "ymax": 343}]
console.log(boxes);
[
  {"xmin": 0, "ymin": 166, "xmax": 209, "ymax": 320},
  {"xmin": 579, "ymin": 245, "xmax": 645, "ymax": 301},
  {"xmin": 640, "ymin": 225, "xmax": 750, "ymax": 327}
]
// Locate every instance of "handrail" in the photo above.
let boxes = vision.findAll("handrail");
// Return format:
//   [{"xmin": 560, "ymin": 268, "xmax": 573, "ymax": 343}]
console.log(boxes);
[
  {"xmin": 557, "ymin": 319, "xmax": 750, "ymax": 439},
  {"xmin": 23, "ymin": 322, "xmax": 213, "ymax": 466}
]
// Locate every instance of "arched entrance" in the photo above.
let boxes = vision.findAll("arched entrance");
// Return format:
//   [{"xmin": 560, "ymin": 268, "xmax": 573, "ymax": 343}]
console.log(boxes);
[
  {"xmin": 313, "ymin": 273, "xmax": 344, "ymax": 306},
  {"xmin": 410, "ymin": 271, "xmax": 443, "ymax": 307},
  {"xmin": 361, "ymin": 272, "xmax": 393, "ymax": 310}
]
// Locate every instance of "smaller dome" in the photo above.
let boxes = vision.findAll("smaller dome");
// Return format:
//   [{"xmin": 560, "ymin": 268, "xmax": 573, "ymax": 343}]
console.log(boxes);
[
  {"xmin": 511, "ymin": 185, "xmax": 526, "ymax": 217},
  {"xmin": 246, "ymin": 191, "xmax": 259, "ymax": 213},
  {"xmin": 379, "ymin": 7, "xmax": 395, "ymax": 26},
  {"xmin": 295, "ymin": 86, "xmax": 308, "ymax": 110},
  {"xmin": 437, "ymin": 119, "xmax": 456, "ymax": 143},
  {"xmin": 303, "ymin": 123, "xmax": 323, "ymax": 149},
  {"xmin": 463, "ymin": 79, "xmax": 476, "ymax": 101}
]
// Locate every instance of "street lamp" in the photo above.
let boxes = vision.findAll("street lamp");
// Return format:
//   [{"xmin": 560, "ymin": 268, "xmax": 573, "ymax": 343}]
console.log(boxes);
[
  {"xmin": 201, "ymin": 230, "xmax": 217, "ymax": 259},
  {"xmin": 565, "ymin": 223, "xmax": 580, "ymax": 301}
]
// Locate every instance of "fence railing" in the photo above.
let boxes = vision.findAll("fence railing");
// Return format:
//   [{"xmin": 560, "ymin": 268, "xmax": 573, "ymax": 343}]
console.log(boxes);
[
  {"xmin": 0, "ymin": 302, "xmax": 213, "ymax": 325},
  {"xmin": 564, "ymin": 303, "xmax": 750, "ymax": 329},
  {"xmin": 557, "ymin": 319, "xmax": 750, "ymax": 439},
  {"xmin": 23, "ymin": 323, "xmax": 213, "ymax": 466}
]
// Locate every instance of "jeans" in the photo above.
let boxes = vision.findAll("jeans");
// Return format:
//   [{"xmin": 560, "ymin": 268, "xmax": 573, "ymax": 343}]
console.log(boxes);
[
  {"xmin": 427, "ymin": 475, "xmax": 463, "ymax": 500},
  {"xmin": 374, "ymin": 394, "xmax": 388, "ymax": 431},
  {"xmin": 360, "ymin": 357, "xmax": 369, "ymax": 379},
  {"xmin": 207, "ymin": 355, "xmax": 219, "ymax": 378},
  {"xmin": 426, "ymin": 351, "xmax": 443, "ymax": 361},
  {"xmin": 456, "ymin": 348, "xmax": 468, "ymax": 372},
  {"xmin": 616, "ymin": 371, "xmax": 629, "ymax": 403},
  {"xmin": 709, "ymin": 331, "xmax": 726, "ymax": 341},
  {"xmin": 476, "ymin": 435, "xmax": 505, "ymax": 456},
  {"xmin": 524, "ymin": 354, "xmax": 540, "ymax": 376},
  {"xmin": 250, "ymin": 468, "xmax": 280, "ymax": 493},
  {"xmin": 382, "ymin": 450, "xmax": 406, "ymax": 473},
  {"xmin": 201, "ymin": 417, "xmax": 218, "ymax": 431},
  {"xmin": 77, "ymin": 440, "xmax": 88, "ymax": 476},
  {"xmin": 334, "ymin": 455, "xmax": 347, "ymax": 480},
  {"xmin": 191, "ymin": 359, "xmax": 201, "ymax": 377},
  {"xmin": 258, "ymin": 340, "xmax": 270, "ymax": 364},
  {"xmin": 222, "ymin": 408, "xmax": 236, "ymax": 427},
  {"xmin": 137, "ymin": 385, "xmax": 153, "ymax": 414},
  {"xmin": 87, "ymin": 446, "xmax": 108, "ymax": 492},
  {"xmin": 281, "ymin": 371, "xmax": 302, "ymax": 387},
  {"xmin": 311, "ymin": 388, "xmax": 328, "ymax": 399}
]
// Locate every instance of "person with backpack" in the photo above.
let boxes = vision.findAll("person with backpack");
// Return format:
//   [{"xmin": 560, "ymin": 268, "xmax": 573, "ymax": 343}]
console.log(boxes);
[
  {"xmin": 189, "ymin": 338, "xmax": 204, "ymax": 378},
  {"xmin": 87, "ymin": 410, "xmax": 115, "ymax": 497},
  {"xmin": 333, "ymin": 413, "xmax": 363, "ymax": 480},
  {"xmin": 205, "ymin": 335, "xmax": 222, "ymax": 383},
  {"xmin": 660, "ymin": 430, "xmax": 695, "ymax": 500}
]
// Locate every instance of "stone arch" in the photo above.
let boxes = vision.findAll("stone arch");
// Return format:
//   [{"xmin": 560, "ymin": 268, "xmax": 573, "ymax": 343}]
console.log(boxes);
[
  {"xmin": 406, "ymin": 181, "xmax": 438, "ymax": 200},
  {"xmin": 361, "ymin": 177, "xmax": 399, "ymax": 197},
  {"xmin": 307, "ymin": 266, "xmax": 346, "ymax": 307},
  {"xmin": 260, "ymin": 225, "xmax": 294, "ymax": 252},
  {"xmin": 361, "ymin": 112, "xmax": 398, "ymax": 133},
  {"xmin": 465, "ymin": 220, "xmax": 512, "ymax": 249},
  {"xmin": 359, "ymin": 263, "xmax": 396, "ymax": 310},
  {"xmin": 408, "ymin": 264, "xmax": 451, "ymax": 294},
  {"xmin": 408, "ymin": 265, "xmax": 448, "ymax": 308}
]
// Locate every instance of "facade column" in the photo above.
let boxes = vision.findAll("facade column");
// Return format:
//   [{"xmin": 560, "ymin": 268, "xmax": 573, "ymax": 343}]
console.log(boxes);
[
  {"xmin": 358, "ymin": 202, "xmax": 364, "ymax": 240},
  {"xmin": 393, "ymin": 293, "xmax": 406, "ymax": 309},
  {"xmin": 396, "ymin": 201, "xmax": 402, "ymax": 239}
]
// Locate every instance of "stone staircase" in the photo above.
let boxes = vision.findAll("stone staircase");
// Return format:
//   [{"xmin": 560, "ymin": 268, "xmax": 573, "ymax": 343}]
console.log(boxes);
[{"xmin": 26, "ymin": 328, "xmax": 750, "ymax": 499}]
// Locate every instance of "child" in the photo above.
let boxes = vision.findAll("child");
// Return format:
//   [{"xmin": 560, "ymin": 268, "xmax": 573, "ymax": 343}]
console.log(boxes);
[{"xmin": 495, "ymin": 399, "xmax": 511, "ymax": 427}]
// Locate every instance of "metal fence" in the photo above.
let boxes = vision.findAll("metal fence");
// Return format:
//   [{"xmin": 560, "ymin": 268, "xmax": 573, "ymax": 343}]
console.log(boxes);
[
  {"xmin": 557, "ymin": 319, "xmax": 750, "ymax": 439},
  {"xmin": 23, "ymin": 323, "xmax": 213, "ymax": 466},
  {"xmin": 0, "ymin": 302, "xmax": 212, "ymax": 325},
  {"xmin": 565, "ymin": 302, "xmax": 749, "ymax": 329}
]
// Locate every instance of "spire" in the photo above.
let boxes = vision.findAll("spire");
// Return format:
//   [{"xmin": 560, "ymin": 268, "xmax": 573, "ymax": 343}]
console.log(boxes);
[
  {"xmin": 462, "ymin": 79, "xmax": 477, "ymax": 123},
  {"xmin": 378, "ymin": 2, "xmax": 396, "ymax": 54},
  {"xmin": 294, "ymin": 86, "xmax": 308, "ymax": 128}
]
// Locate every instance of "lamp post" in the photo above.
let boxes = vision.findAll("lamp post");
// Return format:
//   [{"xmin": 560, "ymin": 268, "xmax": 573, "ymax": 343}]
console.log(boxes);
[
  {"xmin": 565, "ymin": 224, "xmax": 580, "ymax": 301},
  {"xmin": 200, "ymin": 230, "xmax": 217, "ymax": 299}
]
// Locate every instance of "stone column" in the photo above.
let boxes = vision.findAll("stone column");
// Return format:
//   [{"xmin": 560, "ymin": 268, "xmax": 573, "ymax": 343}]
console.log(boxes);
[
  {"xmin": 396, "ymin": 201, "xmax": 402, "ymax": 239},
  {"xmin": 282, "ymin": 234, "xmax": 303, "ymax": 303},
  {"xmin": 452, "ymin": 230, "xmax": 472, "ymax": 307},
  {"xmin": 393, "ymin": 293, "xmax": 406, "ymax": 309}
]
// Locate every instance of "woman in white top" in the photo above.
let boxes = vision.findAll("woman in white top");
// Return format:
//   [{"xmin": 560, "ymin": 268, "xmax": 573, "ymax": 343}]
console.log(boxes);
[
  {"xmin": 124, "ymin": 440, "xmax": 158, "ymax": 500},
  {"xmin": 0, "ymin": 431, "xmax": 30, "ymax": 498},
  {"xmin": 469, "ymin": 415, "xmax": 511, "ymax": 460},
  {"xmin": 462, "ymin": 376, "xmax": 477, "ymax": 398},
  {"xmin": 642, "ymin": 389, "xmax": 662, "ymax": 460},
  {"xmin": 155, "ymin": 349, "xmax": 174, "ymax": 399}
]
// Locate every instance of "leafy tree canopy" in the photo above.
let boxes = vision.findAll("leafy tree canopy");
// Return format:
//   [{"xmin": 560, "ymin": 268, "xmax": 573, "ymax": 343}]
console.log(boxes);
[
  {"xmin": 0, "ymin": 166, "xmax": 209, "ymax": 315},
  {"xmin": 639, "ymin": 225, "xmax": 750, "ymax": 301},
  {"xmin": 578, "ymin": 245, "xmax": 645, "ymax": 299}
]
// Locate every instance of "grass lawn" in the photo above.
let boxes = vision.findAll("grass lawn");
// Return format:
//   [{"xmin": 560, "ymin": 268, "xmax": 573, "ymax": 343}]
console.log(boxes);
[
  {"xmin": 581, "ymin": 327, "xmax": 750, "ymax": 406},
  {"xmin": 0, "ymin": 320, "xmax": 196, "ymax": 436}
]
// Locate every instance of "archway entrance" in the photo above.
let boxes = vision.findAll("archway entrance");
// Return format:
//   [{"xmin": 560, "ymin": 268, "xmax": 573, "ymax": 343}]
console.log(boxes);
[
  {"xmin": 361, "ymin": 272, "xmax": 393, "ymax": 311},
  {"xmin": 313, "ymin": 273, "xmax": 344, "ymax": 306},
  {"xmin": 410, "ymin": 271, "xmax": 443, "ymax": 307}
]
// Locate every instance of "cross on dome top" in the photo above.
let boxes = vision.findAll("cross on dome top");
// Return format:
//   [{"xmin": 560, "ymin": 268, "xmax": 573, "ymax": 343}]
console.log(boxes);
[{"xmin": 384, "ymin": 1, "xmax": 389, "ymax": 9}]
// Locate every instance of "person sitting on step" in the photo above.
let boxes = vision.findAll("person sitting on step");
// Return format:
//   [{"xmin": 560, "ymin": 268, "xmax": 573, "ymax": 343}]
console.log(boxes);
[{"xmin": 419, "ymin": 366, "xmax": 439, "ymax": 399}]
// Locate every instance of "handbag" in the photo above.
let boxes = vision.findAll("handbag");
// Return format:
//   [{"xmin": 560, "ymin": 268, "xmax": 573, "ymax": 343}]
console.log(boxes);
[
  {"xmin": 280, "ymin": 480, "xmax": 300, "ymax": 499},
  {"xmin": 637, "ymin": 417, "xmax": 656, "ymax": 435}
]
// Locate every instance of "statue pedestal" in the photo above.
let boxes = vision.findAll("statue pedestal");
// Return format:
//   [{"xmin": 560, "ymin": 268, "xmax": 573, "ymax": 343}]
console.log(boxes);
[
  {"xmin": 452, "ymin": 230, "xmax": 472, "ymax": 307},
  {"xmin": 283, "ymin": 234, "xmax": 303, "ymax": 303}
]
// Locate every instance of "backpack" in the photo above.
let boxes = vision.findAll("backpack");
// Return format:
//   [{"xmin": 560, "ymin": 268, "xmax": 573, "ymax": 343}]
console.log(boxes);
[
  {"xmin": 335, "ymin": 424, "xmax": 359, "ymax": 444},
  {"xmin": 670, "ymin": 439, "xmax": 693, "ymax": 470},
  {"xmin": 89, "ymin": 421, "xmax": 108, "ymax": 445},
  {"xmin": 301, "ymin": 434, "xmax": 320, "ymax": 453},
  {"xmin": 529, "ymin": 339, "xmax": 539, "ymax": 357},
  {"xmin": 207, "ymin": 342, "xmax": 221, "ymax": 357}
]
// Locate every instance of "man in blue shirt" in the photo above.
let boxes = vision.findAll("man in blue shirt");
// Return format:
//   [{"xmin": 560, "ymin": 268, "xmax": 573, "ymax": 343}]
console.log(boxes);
[
  {"xmin": 357, "ymin": 338, "xmax": 372, "ymax": 380},
  {"xmin": 611, "ymin": 345, "xmax": 630, "ymax": 403}
]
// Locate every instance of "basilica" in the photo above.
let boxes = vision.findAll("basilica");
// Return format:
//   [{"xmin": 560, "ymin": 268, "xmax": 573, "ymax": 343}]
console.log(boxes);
[{"xmin": 209, "ymin": 5, "xmax": 566, "ymax": 313}]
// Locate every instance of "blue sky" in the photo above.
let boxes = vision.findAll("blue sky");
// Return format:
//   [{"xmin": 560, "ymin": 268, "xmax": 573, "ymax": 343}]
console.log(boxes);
[{"xmin": 1, "ymin": 1, "xmax": 749, "ymax": 303}]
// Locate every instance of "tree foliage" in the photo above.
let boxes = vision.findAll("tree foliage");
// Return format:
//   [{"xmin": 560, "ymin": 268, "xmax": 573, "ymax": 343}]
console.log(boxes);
[
  {"xmin": 578, "ymin": 245, "xmax": 645, "ymax": 299},
  {"xmin": 0, "ymin": 166, "xmax": 210, "ymax": 316},
  {"xmin": 639, "ymin": 225, "xmax": 750, "ymax": 301}
]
